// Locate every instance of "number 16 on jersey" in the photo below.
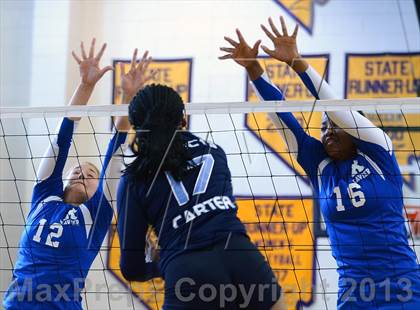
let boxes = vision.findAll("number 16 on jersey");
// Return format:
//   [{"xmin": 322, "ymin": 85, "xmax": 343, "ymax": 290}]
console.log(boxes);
[{"xmin": 333, "ymin": 182, "xmax": 366, "ymax": 212}]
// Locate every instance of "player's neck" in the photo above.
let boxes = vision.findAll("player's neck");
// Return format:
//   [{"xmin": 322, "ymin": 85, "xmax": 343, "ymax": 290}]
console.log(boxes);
[
  {"xmin": 332, "ymin": 149, "xmax": 357, "ymax": 161},
  {"xmin": 63, "ymin": 190, "xmax": 87, "ymax": 206}
]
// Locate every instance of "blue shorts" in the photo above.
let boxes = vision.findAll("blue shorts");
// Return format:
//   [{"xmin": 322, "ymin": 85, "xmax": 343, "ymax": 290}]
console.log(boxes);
[{"xmin": 163, "ymin": 233, "xmax": 281, "ymax": 309}]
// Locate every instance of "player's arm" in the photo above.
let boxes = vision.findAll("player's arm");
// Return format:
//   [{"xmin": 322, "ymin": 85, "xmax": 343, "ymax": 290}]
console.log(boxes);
[
  {"xmin": 88, "ymin": 49, "xmax": 152, "ymax": 220},
  {"xmin": 220, "ymin": 29, "xmax": 307, "ymax": 155},
  {"xmin": 113, "ymin": 49, "xmax": 161, "ymax": 282},
  {"xmin": 295, "ymin": 64, "xmax": 393, "ymax": 155},
  {"xmin": 261, "ymin": 16, "xmax": 393, "ymax": 157},
  {"xmin": 81, "ymin": 129, "xmax": 128, "ymax": 244},
  {"xmin": 33, "ymin": 39, "xmax": 113, "ymax": 203},
  {"xmin": 117, "ymin": 174, "xmax": 161, "ymax": 282},
  {"xmin": 220, "ymin": 29, "xmax": 326, "ymax": 183},
  {"xmin": 251, "ymin": 71, "xmax": 328, "ymax": 183}
]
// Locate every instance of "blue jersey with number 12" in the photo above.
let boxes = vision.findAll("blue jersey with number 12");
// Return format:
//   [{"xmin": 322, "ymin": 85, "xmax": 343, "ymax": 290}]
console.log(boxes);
[{"xmin": 3, "ymin": 118, "xmax": 127, "ymax": 310}]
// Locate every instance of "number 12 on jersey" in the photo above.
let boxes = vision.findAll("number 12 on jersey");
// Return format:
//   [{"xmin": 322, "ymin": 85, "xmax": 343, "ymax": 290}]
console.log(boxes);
[{"xmin": 33, "ymin": 218, "xmax": 63, "ymax": 248}]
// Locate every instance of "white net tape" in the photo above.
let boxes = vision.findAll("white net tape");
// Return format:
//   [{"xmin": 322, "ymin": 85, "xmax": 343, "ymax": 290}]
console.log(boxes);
[{"xmin": 0, "ymin": 98, "xmax": 419, "ymax": 309}]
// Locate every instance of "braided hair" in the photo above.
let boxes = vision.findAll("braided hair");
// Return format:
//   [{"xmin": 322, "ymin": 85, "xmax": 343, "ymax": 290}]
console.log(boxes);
[{"xmin": 125, "ymin": 84, "xmax": 191, "ymax": 181}]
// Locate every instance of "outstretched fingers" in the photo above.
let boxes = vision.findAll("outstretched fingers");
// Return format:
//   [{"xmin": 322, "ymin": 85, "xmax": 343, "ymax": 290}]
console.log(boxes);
[
  {"xmin": 261, "ymin": 24, "xmax": 276, "ymax": 42},
  {"xmin": 224, "ymin": 36, "xmax": 239, "ymax": 47},
  {"xmin": 139, "ymin": 56, "xmax": 152, "ymax": 77},
  {"xmin": 268, "ymin": 17, "xmax": 282, "ymax": 37},
  {"xmin": 280, "ymin": 16, "xmax": 288, "ymax": 36},
  {"xmin": 261, "ymin": 45, "xmax": 276, "ymax": 58},
  {"xmin": 292, "ymin": 24, "xmax": 299, "ymax": 38},
  {"xmin": 140, "ymin": 50, "xmax": 149, "ymax": 63},
  {"xmin": 88, "ymin": 38, "xmax": 96, "ymax": 58},
  {"xmin": 220, "ymin": 47, "xmax": 235, "ymax": 53},
  {"xmin": 218, "ymin": 46, "xmax": 234, "ymax": 60},
  {"xmin": 130, "ymin": 48, "xmax": 138, "ymax": 71},
  {"xmin": 143, "ymin": 56, "xmax": 152, "ymax": 71},
  {"xmin": 137, "ymin": 50, "xmax": 150, "ymax": 72},
  {"xmin": 119, "ymin": 62, "xmax": 126, "ymax": 79},
  {"xmin": 218, "ymin": 54, "xmax": 233, "ymax": 60},
  {"xmin": 236, "ymin": 29, "xmax": 246, "ymax": 45},
  {"xmin": 72, "ymin": 51, "xmax": 82, "ymax": 64},
  {"xmin": 95, "ymin": 43, "xmax": 107, "ymax": 62},
  {"xmin": 252, "ymin": 40, "xmax": 262, "ymax": 52},
  {"xmin": 80, "ymin": 41, "xmax": 87, "ymax": 60}
]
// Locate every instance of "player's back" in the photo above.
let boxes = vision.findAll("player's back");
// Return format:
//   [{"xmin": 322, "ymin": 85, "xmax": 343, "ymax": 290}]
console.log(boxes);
[{"xmin": 126, "ymin": 131, "xmax": 246, "ymax": 273}]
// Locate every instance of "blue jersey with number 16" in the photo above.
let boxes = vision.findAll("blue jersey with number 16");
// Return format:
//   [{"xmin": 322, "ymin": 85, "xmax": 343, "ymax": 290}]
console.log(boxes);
[{"xmin": 251, "ymin": 68, "xmax": 419, "ymax": 309}]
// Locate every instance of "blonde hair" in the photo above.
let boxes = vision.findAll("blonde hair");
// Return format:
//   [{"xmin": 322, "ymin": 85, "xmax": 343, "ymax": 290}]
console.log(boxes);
[{"xmin": 84, "ymin": 161, "xmax": 100, "ymax": 176}]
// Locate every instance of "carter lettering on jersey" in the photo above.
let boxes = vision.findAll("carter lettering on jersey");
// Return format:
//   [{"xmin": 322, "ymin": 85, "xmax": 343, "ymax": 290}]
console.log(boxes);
[{"xmin": 172, "ymin": 196, "xmax": 236, "ymax": 229}]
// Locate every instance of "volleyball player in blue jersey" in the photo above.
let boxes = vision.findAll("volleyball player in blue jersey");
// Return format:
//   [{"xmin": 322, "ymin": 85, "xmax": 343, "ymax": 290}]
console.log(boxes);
[
  {"xmin": 2, "ymin": 40, "xmax": 150, "ymax": 309},
  {"xmin": 220, "ymin": 17, "xmax": 420, "ymax": 309},
  {"xmin": 116, "ymin": 88, "xmax": 284, "ymax": 308}
]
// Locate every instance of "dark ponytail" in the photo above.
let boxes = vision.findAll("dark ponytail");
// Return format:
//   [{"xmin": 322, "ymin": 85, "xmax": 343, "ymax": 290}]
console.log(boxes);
[{"xmin": 125, "ymin": 84, "xmax": 191, "ymax": 181}]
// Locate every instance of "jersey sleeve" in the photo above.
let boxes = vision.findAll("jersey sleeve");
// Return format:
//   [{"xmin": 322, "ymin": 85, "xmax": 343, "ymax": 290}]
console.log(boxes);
[
  {"xmin": 251, "ymin": 73, "xmax": 327, "ymax": 186},
  {"xmin": 116, "ymin": 174, "xmax": 161, "ymax": 282},
  {"xmin": 298, "ymin": 65, "xmax": 395, "ymax": 174},
  {"xmin": 353, "ymin": 138, "xmax": 401, "ymax": 178},
  {"xmin": 31, "ymin": 118, "xmax": 76, "ymax": 208}
]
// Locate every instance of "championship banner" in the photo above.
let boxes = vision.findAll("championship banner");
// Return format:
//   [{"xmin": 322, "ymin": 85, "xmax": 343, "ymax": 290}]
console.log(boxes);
[
  {"xmin": 112, "ymin": 58, "xmax": 192, "ymax": 104},
  {"xmin": 108, "ymin": 58, "xmax": 192, "ymax": 309},
  {"xmin": 345, "ymin": 53, "xmax": 419, "ymax": 98},
  {"xmin": 236, "ymin": 198, "xmax": 315, "ymax": 309},
  {"xmin": 272, "ymin": 0, "xmax": 330, "ymax": 34},
  {"xmin": 345, "ymin": 52, "xmax": 420, "ymax": 238},
  {"xmin": 245, "ymin": 55, "xmax": 329, "ymax": 179}
]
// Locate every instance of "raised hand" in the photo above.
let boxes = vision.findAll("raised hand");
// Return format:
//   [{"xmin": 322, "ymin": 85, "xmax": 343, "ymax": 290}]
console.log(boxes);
[
  {"xmin": 72, "ymin": 38, "xmax": 113, "ymax": 87},
  {"xmin": 119, "ymin": 49, "xmax": 152, "ymax": 102},
  {"xmin": 219, "ymin": 29, "xmax": 261, "ymax": 68},
  {"xmin": 260, "ymin": 16, "xmax": 300, "ymax": 66}
]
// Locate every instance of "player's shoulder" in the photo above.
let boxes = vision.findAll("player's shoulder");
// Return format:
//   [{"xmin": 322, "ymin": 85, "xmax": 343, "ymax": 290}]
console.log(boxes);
[
  {"xmin": 356, "ymin": 147, "xmax": 401, "ymax": 180},
  {"xmin": 29, "ymin": 197, "xmax": 67, "ymax": 220},
  {"xmin": 32, "ymin": 190, "xmax": 63, "ymax": 207},
  {"xmin": 119, "ymin": 169, "xmax": 147, "ymax": 199},
  {"xmin": 119, "ymin": 170, "xmax": 138, "ymax": 192},
  {"xmin": 184, "ymin": 132, "xmax": 225, "ymax": 155},
  {"xmin": 297, "ymin": 136, "xmax": 329, "ymax": 169}
]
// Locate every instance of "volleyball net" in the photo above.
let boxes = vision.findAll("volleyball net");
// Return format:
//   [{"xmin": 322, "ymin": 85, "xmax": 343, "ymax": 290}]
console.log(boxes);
[{"xmin": 0, "ymin": 98, "xmax": 419, "ymax": 309}]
